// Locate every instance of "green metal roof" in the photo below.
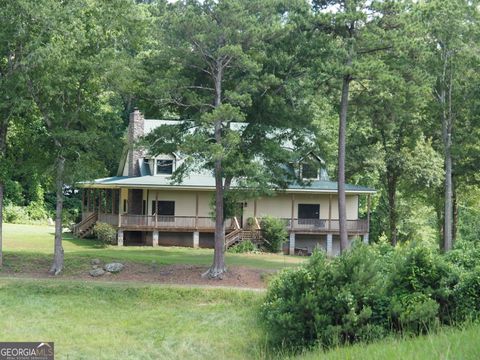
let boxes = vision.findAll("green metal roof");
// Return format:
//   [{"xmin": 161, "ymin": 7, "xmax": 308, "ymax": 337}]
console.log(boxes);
[{"xmin": 78, "ymin": 175, "xmax": 375, "ymax": 194}]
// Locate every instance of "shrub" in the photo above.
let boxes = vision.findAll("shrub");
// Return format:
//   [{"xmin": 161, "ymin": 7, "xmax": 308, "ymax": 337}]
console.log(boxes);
[
  {"xmin": 93, "ymin": 222, "xmax": 117, "ymax": 246},
  {"xmin": 453, "ymin": 267, "xmax": 480, "ymax": 321},
  {"xmin": 261, "ymin": 216, "xmax": 288, "ymax": 253},
  {"xmin": 3, "ymin": 204, "xmax": 30, "ymax": 224},
  {"xmin": 26, "ymin": 201, "xmax": 49, "ymax": 221},
  {"xmin": 228, "ymin": 240, "xmax": 258, "ymax": 253},
  {"xmin": 260, "ymin": 242, "xmax": 473, "ymax": 350}
]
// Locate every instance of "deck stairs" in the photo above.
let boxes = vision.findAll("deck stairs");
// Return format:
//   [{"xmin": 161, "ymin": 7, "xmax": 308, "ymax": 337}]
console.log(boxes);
[{"xmin": 73, "ymin": 212, "xmax": 98, "ymax": 238}]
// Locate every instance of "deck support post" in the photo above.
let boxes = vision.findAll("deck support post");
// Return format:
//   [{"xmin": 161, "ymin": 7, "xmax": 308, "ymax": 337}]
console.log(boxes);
[
  {"xmin": 152, "ymin": 231, "xmax": 159, "ymax": 247},
  {"xmin": 363, "ymin": 233, "xmax": 369, "ymax": 245},
  {"xmin": 193, "ymin": 231, "xmax": 199, "ymax": 248},
  {"xmin": 117, "ymin": 229, "xmax": 124, "ymax": 246},
  {"xmin": 326, "ymin": 233, "xmax": 333, "ymax": 256},
  {"xmin": 289, "ymin": 232, "xmax": 295, "ymax": 255}
]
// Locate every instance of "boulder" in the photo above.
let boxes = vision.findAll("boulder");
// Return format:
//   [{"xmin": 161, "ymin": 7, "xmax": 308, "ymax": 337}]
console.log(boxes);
[
  {"xmin": 91, "ymin": 258, "xmax": 101, "ymax": 266},
  {"xmin": 89, "ymin": 268, "xmax": 105, "ymax": 277},
  {"xmin": 104, "ymin": 262, "xmax": 125, "ymax": 273}
]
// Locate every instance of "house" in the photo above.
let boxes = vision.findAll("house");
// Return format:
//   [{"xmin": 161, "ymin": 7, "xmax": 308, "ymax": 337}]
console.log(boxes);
[{"xmin": 75, "ymin": 109, "xmax": 375, "ymax": 256}]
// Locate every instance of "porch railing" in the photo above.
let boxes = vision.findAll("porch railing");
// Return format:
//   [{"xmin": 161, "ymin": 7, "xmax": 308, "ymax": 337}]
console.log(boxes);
[
  {"xmin": 116, "ymin": 214, "xmax": 234, "ymax": 231},
  {"xmin": 278, "ymin": 218, "xmax": 369, "ymax": 233}
]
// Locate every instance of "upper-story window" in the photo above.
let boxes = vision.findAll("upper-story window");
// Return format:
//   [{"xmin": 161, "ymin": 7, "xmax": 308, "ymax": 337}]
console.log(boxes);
[
  {"xmin": 302, "ymin": 162, "xmax": 319, "ymax": 180},
  {"xmin": 156, "ymin": 159, "xmax": 173, "ymax": 175}
]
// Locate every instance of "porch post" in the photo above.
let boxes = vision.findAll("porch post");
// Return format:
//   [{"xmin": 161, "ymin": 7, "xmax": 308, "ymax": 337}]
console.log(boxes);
[
  {"xmin": 328, "ymin": 194, "xmax": 332, "ymax": 230},
  {"xmin": 195, "ymin": 192, "xmax": 199, "ymax": 229},
  {"xmin": 152, "ymin": 231, "xmax": 159, "ymax": 247},
  {"xmin": 367, "ymin": 194, "xmax": 371, "ymax": 233},
  {"xmin": 117, "ymin": 229, "xmax": 124, "ymax": 246},
  {"xmin": 117, "ymin": 190, "xmax": 122, "ymax": 227},
  {"xmin": 290, "ymin": 194, "xmax": 295, "ymax": 230},
  {"xmin": 326, "ymin": 233, "xmax": 333, "ymax": 256},
  {"xmin": 363, "ymin": 233, "xmax": 369, "ymax": 245},
  {"xmin": 111, "ymin": 189, "xmax": 115, "ymax": 214},
  {"xmin": 155, "ymin": 191, "xmax": 158, "ymax": 227},
  {"xmin": 193, "ymin": 231, "xmax": 199, "ymax": 248},
  {"xmin": 86, "ymin": 189, "xmax": 90, "ymax": 212},
  {"xmin": 289, "ymin": 232, "xmax": 295, "ymax": 255}
]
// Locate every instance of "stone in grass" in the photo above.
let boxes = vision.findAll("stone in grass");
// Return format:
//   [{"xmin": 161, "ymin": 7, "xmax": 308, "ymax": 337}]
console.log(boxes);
[
  {"xmin": 89, "ymin": 268, "xmax": 105, "ymax": 277},
  {"xmin": 104, "ymin": 262, "xmax": 125, "ymax": 273},
  {"xmin": 91, "ymin": 258, "xmax": 101, "ymax": 266}
]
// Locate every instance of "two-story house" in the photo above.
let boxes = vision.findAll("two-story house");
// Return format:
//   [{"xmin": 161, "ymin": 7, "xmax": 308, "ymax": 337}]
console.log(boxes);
[{"xmin": 75, "ymin": 109, "xmax": 375, "ymax": 256}]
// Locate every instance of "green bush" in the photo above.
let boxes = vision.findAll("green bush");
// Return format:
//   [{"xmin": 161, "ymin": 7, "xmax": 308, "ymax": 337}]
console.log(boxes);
[
  {"xmin": 93, "ymin": 222, "xmax": 117, "ymax": 246},
  {"xmin": 453, "ymin": 267, "xmax": 480, "ymax": 321},
  {"xmin": 260, "ymin": 242, "xmax": 477, "ymax": 350},
  {"xmin": 261, "ymin": 216, "xmax": 288, "ymax": 253},
  {"xmin": 26, "ymin": 201, "xmax": 49, "ymax": 221},
  {"xmin": 228, "ymin": 240, "xmax": 258, "ymax": 253},
  {"xmin": 4, "ymin": 204, "xmax": 30, "ymax": 224}
]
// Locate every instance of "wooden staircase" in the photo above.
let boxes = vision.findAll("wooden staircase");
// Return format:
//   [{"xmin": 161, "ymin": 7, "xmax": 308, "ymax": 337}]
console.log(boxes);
[
  {"xmin": 72, "ymin": 212, "xmax": 98, "ymax": 238},
  {"xmin": 225, "ymin": 217, "xmax": 263, "ymax": 249}
]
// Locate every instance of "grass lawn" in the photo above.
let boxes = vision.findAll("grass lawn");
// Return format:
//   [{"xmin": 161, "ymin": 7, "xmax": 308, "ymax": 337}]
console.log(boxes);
[
  {"xmin": 0, "ymin": 278, "xmax": 479, "ymax": 360},
  {"xmin": 1, "ymin": 224, "xmax": 304, "ymax": 276}
]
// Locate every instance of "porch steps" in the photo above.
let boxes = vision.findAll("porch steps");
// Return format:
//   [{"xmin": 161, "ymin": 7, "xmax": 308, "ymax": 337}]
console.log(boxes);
[
  {"xmin": 73, "ymin": 212, "xmax": 98, "ymax": 238},
  {"xmin": 225, "ymin": 229, "xmax": 263, "ymax": 249}
]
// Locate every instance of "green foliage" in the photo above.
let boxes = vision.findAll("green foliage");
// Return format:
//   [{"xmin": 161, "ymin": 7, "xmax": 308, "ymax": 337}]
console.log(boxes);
[
  {"xmin": 93, "ymin": 222, "xmax": 117, "ymax": 246},
  {"xmin": 261, "ymin": 242, "xmax": 480, "ymax": 350},
  {"xmin": 3, "ymin": 204, "xmax": 30, "ymax": 224},
  {"xmin": 228, "ymin": 240, "xmax": 258, "ymax": 254},
  {"xmin": 260, "ymin": 216, "xmax": 288, "ymax": 253}
]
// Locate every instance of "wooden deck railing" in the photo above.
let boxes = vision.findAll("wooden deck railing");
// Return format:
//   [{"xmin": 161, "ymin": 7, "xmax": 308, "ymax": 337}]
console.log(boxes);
[
  {"xmin": 278, "ymin": 218, "xmax": 369, "ymax": 233},
  {"xmin": 114, "ymin": 214, "xmax": 234, "ymax": 231}
]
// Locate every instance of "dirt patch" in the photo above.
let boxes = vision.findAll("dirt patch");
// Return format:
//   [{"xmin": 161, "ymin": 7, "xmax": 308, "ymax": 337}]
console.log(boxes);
[{"xmin": 0, "ymin": 259, "xmax": 275, "ymax": 289}]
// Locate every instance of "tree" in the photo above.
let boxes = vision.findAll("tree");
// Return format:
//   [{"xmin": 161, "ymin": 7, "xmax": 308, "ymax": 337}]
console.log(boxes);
[
  {"xmin": 0, "ymin": 0, "xmax": 38, "ymax": 266},
  {"xmin": 419, "ymin": 0, "xmax": 480, "ymax": 250},
  {"xmin": 24, "ymin": 0, "xmax": 141, "ymax": 274},
  {"xmin": 145, "ymin": 0, "xmax": 314, "ymax": 278},
  {"xmin": 313, "ymin": 0, "xmax": 404, "ymax": 250}
]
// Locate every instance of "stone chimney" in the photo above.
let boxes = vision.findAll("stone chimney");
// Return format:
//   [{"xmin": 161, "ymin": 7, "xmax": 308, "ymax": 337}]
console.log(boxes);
[{"xmin": 128, "ymin": 108, "xmax": 144, "ymax": 177}]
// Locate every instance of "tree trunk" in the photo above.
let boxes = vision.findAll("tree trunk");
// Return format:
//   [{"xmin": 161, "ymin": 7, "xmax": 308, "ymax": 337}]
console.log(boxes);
[
  {"xmin": 0, "ymin": 119, "xmax": 7, "ymax": 267},
  {"xmin": 49, "ymin": 155, "xmax": 65, "ymax": 275},
  {"xmin": 338, "ymin": 74, "xmax": 351, "ymax": 253},
  {"xmin": 386, "ymin": 172, "xmax": 398, "ymax": 246},
  {"xmin": 203, "ymin": 62, "xmax": 227, "ymax": 278},
  {"xmin": 452, "ymin": 181, "xmax": 458, "ymax": 244},
  {"xmin": 443, "ymin": 63, "xmax": 453, "ymax": 251}
]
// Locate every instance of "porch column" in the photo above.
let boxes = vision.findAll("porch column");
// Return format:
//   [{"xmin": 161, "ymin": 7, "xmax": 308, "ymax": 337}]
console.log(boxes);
[
  {"xmin": 326, "ymin": 233, "xmax": 333, "ymax": 256},
  {"xmin": 117, "ymin": 229, "xmax": 124, "ymax": 246},
  {"xmin": 152, "ymin": 231, "xmax": 159, "ymax": 247},
  {"xmin": 289, "ymin": 232, "xmax": 295, "ymax": 255},
  {"xmin": 290, "ymin": 194, "xmax": 295, "ymax": 230},
  {"xmin": 193, "ymin": 231, "xmax": 200, "ymax": 248},
  {"xmin": 363, "ymin": 233, "xmax": 369, "ymax": 245},
  {"xmin": 328, "ymin": 194, "xmax": 332, "ymax": 230}
]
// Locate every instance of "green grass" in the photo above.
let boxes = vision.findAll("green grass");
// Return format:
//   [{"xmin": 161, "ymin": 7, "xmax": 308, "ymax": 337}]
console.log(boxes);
[
  {"xmin": 0, "ymin": 278, "xmax": 479, "ymax": 360},
  {"xmin": 0, "ymin": 278, "xmax": 268, "ymax": 359},
  {"xmin": 2, "ymin": 223, "xmax": 479, "ymax": 359},
  {"xmin": 1, "ymin": 223, "xmax": 304, "ymax": 274}
]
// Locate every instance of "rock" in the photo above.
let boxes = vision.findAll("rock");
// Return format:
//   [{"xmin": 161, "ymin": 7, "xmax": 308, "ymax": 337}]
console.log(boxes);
[
  {"xmin": 89, "ymin": 268, "xmax": 105, "ymax": 277},
  {"xmin": 91, "ymin": 258, "xmax": 101, "ymax": 266},
  {"xmin": 104, "ymin": 262, "xmax": 125, "ymax": 273},
  {"xmin": 92, "ymin": 265, "xmax": 99, "ymax": 269}
]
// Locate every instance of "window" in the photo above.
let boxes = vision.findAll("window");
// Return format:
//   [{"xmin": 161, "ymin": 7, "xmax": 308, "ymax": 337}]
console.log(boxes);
[
  {"xmin": 152, "ymin": 200, "xmax": 175, "ymax": 215},
  {"xmin": 156, "ymin": 159, "xmax": 173, "ymax": 175},
  {"xmin": 298, "ymin": 204, "xmax": 320, "ymax": 219},
  {"xmin": 142, "ymin": 200, "xmax": 146, "ymax": 215},
  {"xmin": 123, "ymin": 199, "xmax": 127, "ymax": 213},
  {"xmin": 298, "ymin": 204, "xmax": 325, "ymax": 228},
  {"xmin": 302, "ymin": 162, "xmax": 319, "ymax": 179}
]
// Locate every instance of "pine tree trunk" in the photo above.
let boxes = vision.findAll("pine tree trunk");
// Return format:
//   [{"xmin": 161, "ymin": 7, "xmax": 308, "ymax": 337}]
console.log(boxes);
[
  {"xmin": 203, "ymin": 62, "xmax": 227, "ymax": 278},
  {"xmin": 338, "ymin": 74, "xmax": 350, "ymax": 253},
  {"xmin": 443, "ymin": 64, "xmax": 453, "ymax": 251},
  {"xmin": 49, "ymin": 155, "xmax": 65, "ymax": 275},
  {"xmin": 0, "ymin": 119, "xmax": 6, "ymax": 268}
]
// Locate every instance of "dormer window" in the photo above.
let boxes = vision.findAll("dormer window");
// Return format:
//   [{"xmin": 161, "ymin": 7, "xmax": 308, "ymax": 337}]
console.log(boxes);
[
  {"xmin": 302, "ymin": 162, "xmax": 319, "ymax": 180},
  {"xmin": 156, "ymin": 159, "xmax": 173, "ymax": 175}
]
